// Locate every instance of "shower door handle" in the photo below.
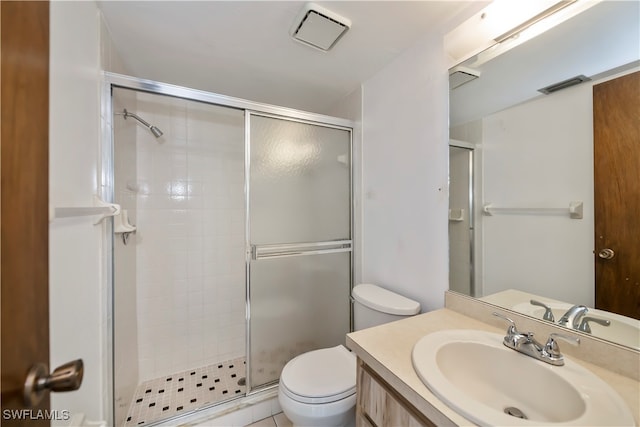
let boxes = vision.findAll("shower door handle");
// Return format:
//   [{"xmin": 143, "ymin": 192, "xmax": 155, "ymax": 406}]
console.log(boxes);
[
  {"xmin": 251, "ymin": 240, "xmax": 352, "ymax": 260},
  {"xmin": 23, "ymin": 359, "xmax": 84, "ymax": 406}
]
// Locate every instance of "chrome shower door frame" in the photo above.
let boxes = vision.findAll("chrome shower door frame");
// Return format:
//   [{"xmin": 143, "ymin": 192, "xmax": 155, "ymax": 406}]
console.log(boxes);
[
  {"xmin": 101, "ymin": 72, "xmax": 355, "ymax": 424},
  {"xmin": 448, "ymin": 140, "xmax": 476, "ymax": 297}
]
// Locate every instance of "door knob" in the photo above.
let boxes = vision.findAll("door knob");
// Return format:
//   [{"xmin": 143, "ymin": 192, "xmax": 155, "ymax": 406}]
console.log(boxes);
[
  {"xmin": 598, "ymin": 248, "xmax": 615, "ymax": 260},
  {"xmin": 24, "ymin": 359, "xmax": 83, "ymax": 406}
]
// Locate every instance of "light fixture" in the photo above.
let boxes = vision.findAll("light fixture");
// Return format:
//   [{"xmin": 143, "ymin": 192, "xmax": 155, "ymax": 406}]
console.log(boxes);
[
  {"xmin": 493, "ymin": 0, "xmax": 577, "ymax": 43},
  {"xmin": 445, "ymin": 0, "xmax": 601, "ymax": 68},
  {"xmin": 290, "ymin": 3, "xmax": 351, "ymax": 52}
]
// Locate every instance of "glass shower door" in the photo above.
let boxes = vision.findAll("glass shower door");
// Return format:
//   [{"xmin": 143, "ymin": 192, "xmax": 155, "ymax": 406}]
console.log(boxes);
[
  {"xmin": 247, "ymin": 113, "xmax": 352, "ymax": 390},
  {"xmin": 449, "ymin": 145, "xmax": 474, "ymax": 296}
]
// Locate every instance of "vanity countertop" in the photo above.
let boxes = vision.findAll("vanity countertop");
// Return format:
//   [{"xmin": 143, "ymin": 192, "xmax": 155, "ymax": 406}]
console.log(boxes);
[{"xmin": 346, "ymin": 308, "xmax": 640, "ymax": 426}]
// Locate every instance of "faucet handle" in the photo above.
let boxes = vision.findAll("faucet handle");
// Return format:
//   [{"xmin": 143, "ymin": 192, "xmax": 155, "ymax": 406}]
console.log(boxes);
[
  {"xmin": 577, "ymin": 316, "xmax": 611, "ymax": 333},
  {"xmin": 492, "ymin": 312, "xmax": 519, "ymax": 335},
  {"xmin": 544, "ymin": 332, "xmax": 580, "ymax": 362},
  {"xmin": 549, "ymin": 332, "xmax": 580, "ymax": 346},
  {"xmin": 530, "ymin": 299, "xmax": 555, "ymax": 322}
]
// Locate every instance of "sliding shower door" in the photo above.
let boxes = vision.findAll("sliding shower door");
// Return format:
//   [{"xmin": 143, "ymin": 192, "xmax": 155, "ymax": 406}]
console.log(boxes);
[
  {"xmin": 247, "ymin": 113, "xmax": 352, "ymax": 390},
  {"xmin": 449, "ymin": 145, "xmax": 474, "ymax": 296}
]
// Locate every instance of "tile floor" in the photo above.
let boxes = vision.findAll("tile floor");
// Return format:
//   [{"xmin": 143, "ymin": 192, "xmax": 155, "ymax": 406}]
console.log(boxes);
[
  {"xmin": 124, "ymin": 357, "xmax": 246, "ymax": 426},
  {"xmin": 246, "ymin": 412, "xmax": 292, "ymax": 427}
]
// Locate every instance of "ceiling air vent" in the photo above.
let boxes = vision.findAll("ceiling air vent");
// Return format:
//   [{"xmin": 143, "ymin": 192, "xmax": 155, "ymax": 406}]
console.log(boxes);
[
  {"xmin": 449, "ymin": 66, "xmax": 481, "ymax": 90},
  {"xmin": 538, "ymin": 75, "xmax": 591, "ymax": 94},
  {"xmin": 290, "ymin": 3, "xmax": 351, "ymax": 52}
]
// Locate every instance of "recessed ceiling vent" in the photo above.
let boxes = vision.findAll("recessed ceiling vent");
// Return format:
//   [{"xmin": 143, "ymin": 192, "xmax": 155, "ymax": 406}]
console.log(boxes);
[
  {"xmin": 290, "ymin": 3, "xmax": 351, "ymax": 52},
  {"xmin": 449, "ymin": 66, "xmax": 481, "ymax": 90},
  {"xmin": 538, "ymin": 75, "xmax": 591, "ymax": 94}
]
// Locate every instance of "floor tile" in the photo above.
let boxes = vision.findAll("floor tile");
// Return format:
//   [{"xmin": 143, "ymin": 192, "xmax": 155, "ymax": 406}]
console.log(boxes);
[
  {"xmin": 273, "ymin": 412, "xmax": 293, "ymax": 427},
  {"xmin": 124, "ymin": 356, "xmax": 246, "ymax": 426},
  {"xmin": 245, "ymin": 416, "xmax": 277, "ymax": 427}
]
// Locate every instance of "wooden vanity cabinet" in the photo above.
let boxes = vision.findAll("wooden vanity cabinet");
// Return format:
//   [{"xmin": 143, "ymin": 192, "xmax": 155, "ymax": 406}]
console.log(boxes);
[{"xmin": 356, "ymin": 359, "xmax": 436, "ymax": 427}]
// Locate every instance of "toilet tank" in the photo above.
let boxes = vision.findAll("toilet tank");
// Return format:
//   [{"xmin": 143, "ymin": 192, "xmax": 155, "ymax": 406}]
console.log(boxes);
[{"xmin": 352, "ymin": 284, "xmax": 421, "ymax": 330}]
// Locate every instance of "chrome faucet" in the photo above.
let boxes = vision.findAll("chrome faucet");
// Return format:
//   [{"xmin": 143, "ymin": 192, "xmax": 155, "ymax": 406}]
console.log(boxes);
[
  {"xmin": 530, "ymin": 299, "xmax": 555, "ymax": 322},
  {"xmin": 493, "ymin": 312, "xmax": 580, "ymax": 366},
  {"xmin": 558, "ymin": 305, "xmax": 589, "ymax": 329}
]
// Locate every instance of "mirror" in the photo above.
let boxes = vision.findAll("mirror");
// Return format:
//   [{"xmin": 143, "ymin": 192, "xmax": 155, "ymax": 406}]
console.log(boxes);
[{"xmin": 448, "ymin": 1, "xmax": 640, "ymax": 349}]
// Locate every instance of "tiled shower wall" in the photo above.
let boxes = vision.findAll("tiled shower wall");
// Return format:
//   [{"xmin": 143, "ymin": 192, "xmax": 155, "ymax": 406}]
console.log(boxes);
[{"xmin": 133, "ymin": 92, "xmax": 246, "ymax": 382}]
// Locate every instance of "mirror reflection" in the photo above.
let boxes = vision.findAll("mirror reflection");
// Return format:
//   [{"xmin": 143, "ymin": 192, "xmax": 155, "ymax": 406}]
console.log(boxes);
[{"xmin": 448, "ymin": 0, "xmax": 640, "ymax": 349}]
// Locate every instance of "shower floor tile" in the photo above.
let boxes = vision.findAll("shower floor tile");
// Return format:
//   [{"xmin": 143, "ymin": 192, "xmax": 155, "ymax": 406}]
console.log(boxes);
[{"xmin": 124, "ymin": 357, "xmax": 246, "ymax": 426}]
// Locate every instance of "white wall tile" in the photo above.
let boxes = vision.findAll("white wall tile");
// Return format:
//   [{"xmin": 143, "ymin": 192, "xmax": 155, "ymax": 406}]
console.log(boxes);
[{"xmin": 134, "ymin": 96, "xmax": 245, "ymax": 381}]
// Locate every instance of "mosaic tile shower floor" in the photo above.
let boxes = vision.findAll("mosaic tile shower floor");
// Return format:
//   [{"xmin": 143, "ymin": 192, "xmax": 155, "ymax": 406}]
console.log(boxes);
[{"xmin": 124, "ymin": 357, "xmax": 246, "ymax": 426}]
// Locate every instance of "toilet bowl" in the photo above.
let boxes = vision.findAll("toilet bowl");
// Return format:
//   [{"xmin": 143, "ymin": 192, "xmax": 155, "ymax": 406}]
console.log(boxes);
[
  {"xmin": 278, "ymin": 284, "xmax": 420, "ymax": 426},
  {"xmin": 279, "ymin": 345, "xmax": 356, "ymax": 427}
]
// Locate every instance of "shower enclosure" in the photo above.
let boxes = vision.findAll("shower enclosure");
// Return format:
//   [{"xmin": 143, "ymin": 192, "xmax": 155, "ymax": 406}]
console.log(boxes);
[
  {"xmin": 448, "ymin": 143, "xmax": 474, "ymax": 296},
  {"xmin": 104, "ymin": 74, "xmax": 353, "ymax": 426}
]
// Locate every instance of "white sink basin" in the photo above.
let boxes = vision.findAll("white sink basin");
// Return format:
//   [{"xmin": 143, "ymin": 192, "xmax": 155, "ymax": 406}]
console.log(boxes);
[
  {"xmin": 412, "ymin": 329, "xmax": 635, "ymax": 426},
  {"xmin": 512, "ymin": 302, "xmax": 640, "ymax": 350}
]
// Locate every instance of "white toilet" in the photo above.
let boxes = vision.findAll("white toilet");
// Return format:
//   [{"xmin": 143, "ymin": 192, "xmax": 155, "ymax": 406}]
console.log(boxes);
[{"xmin": 278, "ymin": 283, "xmax": 421, "ymax": 426}]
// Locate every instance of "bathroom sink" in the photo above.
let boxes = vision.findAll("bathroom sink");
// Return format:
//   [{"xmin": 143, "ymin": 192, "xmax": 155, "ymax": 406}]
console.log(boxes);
[
  {"xmin": 512, "ymin": 302, "xmax": 640, "ymax": 350},
  {"xmin": 412, "ymin": 329, "xmax": 635, "ymax": 426}
]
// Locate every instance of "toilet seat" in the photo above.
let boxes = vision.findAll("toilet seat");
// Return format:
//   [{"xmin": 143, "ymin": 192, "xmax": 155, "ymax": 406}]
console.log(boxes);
[{"xmin": 280, "ymin": 345, "xmax": 356, "ymax": 404}]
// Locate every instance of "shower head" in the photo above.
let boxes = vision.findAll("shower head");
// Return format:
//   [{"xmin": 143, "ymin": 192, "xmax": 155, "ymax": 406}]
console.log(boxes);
[
  {"xmin": 120, "ymin": 109, "xmax": 164, "ymax": 138},
  {"xmin": 149, "ymin": 125, "xmax": 163, "ymax": 138}
]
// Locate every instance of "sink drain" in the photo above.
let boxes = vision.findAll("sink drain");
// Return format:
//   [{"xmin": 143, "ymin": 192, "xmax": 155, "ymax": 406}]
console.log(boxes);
[{"xmin": 504, "ymin": 407, "xmax": 527, "ymax": 419}]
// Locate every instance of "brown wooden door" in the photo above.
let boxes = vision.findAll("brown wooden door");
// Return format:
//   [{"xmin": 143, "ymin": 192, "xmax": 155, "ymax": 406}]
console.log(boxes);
[
  {"xmin": 593, "ymin": 71, "xmax": 640, "ymax": 320},
  {"xmin": 1, "ymin": 1, "xmax": 51, "ymax": 423}
]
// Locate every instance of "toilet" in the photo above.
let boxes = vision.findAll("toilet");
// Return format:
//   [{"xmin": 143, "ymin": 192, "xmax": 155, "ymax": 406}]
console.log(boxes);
[{"xmin": 278, "ymin": 283, "xmax": 421, "ymax": 426}]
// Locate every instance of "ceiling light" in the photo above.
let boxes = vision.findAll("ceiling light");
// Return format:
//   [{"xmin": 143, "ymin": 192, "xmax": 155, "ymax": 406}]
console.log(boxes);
[
  {"xmin": 445, "ymin": 0, "xmax": 601, "ymax": 68},
  {"xmin": 290, "ymin": 3, "xmax": 351, "ymax": 52},
  {"xmin": 468, "ymin": 0, "xmax": 602, "ymax": 68}
]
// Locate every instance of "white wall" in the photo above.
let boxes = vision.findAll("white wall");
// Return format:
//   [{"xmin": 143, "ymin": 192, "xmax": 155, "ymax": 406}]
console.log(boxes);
[
  {"xmin": 361, "ymin": 34, "xmax": 450, "ymax": 312},
  {"xmin": 49, "ymin": 1, "xmax": 105, "ymax": 423},
  {"xmin": 99, "ymin": 10, "xmax": 129, "ymax": 76}
]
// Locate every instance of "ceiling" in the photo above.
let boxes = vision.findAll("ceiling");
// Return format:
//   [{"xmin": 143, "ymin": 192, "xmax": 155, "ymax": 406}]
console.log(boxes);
[{"xmin": 98, "ymin": 1, "xmax": 480, "ymax": 115}]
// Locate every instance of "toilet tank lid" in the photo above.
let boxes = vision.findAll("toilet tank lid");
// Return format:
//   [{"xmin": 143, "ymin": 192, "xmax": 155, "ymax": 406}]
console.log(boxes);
[{"xmin": 352, "ymin": 284, "xmax": 421, "ymax": 316}]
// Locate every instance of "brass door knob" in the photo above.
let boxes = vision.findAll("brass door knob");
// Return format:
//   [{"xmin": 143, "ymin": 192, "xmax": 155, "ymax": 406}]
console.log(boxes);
[
  {"xmin": 24, "ymin": 359, "xmax": 83, "ymax": 406},
  {"xmin": 598, "ymin": 248, "xmax": 615, "ymax": 260}
]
